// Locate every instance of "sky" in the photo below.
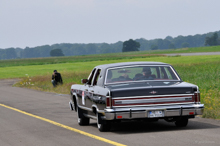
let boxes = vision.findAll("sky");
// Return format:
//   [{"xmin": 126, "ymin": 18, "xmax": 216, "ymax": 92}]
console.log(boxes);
[{"xmin": 1, "ymin": 0, "xmax": 220, "ymax": 49}]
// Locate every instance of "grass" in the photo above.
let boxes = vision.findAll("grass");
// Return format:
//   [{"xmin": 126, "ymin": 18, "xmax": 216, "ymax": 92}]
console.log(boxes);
[
  {"xmin": 1, "ymin": 55, "xmax": 219, "ymax": 79},
  {"xmin": 0, "ymin": 53, "xmax": 164, "ymax": 67},
  {"xmin": 173, "ymin": 61, "xmax": 220, "ymax": 119},
  {"xmin": 0, "ymin": 45, "xmax": 219, "ymax": 67}
]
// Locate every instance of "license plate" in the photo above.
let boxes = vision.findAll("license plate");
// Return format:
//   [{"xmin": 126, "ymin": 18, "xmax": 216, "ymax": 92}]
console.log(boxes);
[{"xmin": 148, "ymin": 110, "xmax": 164, "ymax": 118}]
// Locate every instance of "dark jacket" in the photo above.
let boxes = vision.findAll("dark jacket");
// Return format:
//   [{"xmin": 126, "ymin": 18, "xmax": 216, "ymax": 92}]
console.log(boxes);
[{"xmin": 52, "ymin": 72, "xmax": 63, "ymax": 84}]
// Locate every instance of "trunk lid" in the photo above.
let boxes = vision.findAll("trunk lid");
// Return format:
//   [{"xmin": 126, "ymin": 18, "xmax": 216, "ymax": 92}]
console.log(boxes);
[{"xmin": 106, "ymin": 81, "xmax": 197, "ymax": 107}]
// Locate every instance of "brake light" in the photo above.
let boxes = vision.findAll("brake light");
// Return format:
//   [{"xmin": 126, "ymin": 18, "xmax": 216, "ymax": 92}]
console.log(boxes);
[
  {"xmin": 106, "ymin": 97, "xmax": 111, "ymax": 108},
  {"xmin": 117, "ymin": 116, "xmax": 122, "ymax": 119},
  {"xmin": 194, "ymin": 92, "xmax": 200, "ymax": 103}
]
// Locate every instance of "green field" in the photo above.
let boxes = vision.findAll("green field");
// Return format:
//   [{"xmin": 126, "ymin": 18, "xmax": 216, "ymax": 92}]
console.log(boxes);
[
  {"xmin": 0, "ymin": 45, "xmax": 219, "ymax": 67},
  {"xmin": 1, "ymin": 54, "xmax": 219, "ymax": 79},
  {"xmin": 1, "ymin": 47, "xmax": 220, "ymax": 119}
]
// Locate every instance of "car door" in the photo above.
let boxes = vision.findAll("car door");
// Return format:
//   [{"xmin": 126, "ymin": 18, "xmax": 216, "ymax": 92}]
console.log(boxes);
[
  {"xmin": 79, "ymin": 68, "xmax": 96, "ymax": 108},
  {"xmin": 90, "ymin": 69, "xmax": 109, "ymax": 111}
]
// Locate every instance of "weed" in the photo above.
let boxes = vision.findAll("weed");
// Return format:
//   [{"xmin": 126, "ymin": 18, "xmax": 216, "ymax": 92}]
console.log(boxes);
[{"xmin": 202, "ymin": 89, "xmax": 220, "ymax": 119}]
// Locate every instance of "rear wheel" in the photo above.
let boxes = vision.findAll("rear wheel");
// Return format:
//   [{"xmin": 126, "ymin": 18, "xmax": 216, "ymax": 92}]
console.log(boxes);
[
  {"xmin": 77, "ymin": 106, "xmax": 90, "ymax": 126},
  {"xmin": 175, "ymin": 117, "xmax": 188, "ymax": 127},
  {"xmin": 97, "ymin": 113, "xmax": 111, "ymax": 132}
]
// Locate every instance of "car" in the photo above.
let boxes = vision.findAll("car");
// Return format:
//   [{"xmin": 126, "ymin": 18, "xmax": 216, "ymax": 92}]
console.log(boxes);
[{"xmin": 69, "ymin": 62, "xmax": 204, "ymax": 132}]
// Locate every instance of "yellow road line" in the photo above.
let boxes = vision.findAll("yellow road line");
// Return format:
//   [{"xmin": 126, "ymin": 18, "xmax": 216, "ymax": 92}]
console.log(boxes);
[{"xmin": 0, "ymin": 103, "xmax": 126, "ymax": 146}]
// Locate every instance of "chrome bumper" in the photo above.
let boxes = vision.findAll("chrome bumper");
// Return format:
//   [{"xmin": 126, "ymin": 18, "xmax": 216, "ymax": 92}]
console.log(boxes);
[{"xmin": 104, "ymin": 104, "xmax": 204, "ymax": 120}]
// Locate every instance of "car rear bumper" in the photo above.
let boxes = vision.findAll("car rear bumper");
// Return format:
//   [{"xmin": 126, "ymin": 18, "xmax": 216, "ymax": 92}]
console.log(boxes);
[{"xmin": 104, "ymin": 104, "xmax": 204, "ymax": 120}]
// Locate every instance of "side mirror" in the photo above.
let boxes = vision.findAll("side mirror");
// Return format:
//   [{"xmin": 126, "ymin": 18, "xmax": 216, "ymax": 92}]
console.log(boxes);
[{"xmin": 81, "ymin": 79, "xmax": 88, "ymax": 84}]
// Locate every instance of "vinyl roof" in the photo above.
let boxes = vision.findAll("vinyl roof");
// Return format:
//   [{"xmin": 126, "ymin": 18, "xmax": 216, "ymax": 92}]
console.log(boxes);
[{"xmin": 95, "ymin": 62, "xmax": 169, "ymax": 69}]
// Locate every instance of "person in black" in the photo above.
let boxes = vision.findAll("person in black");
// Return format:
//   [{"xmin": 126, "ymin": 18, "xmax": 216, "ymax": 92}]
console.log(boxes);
[
  {"xmin": 141, "ymin": 67, "xmax": 154, "ymax": 80},
  {"xmin": 51, "ymin": 70, "xmax": 63, "ymax": 87},
  {"xmin": 133, "ymin": 67, "xmax": 154, "ymax": 80}
]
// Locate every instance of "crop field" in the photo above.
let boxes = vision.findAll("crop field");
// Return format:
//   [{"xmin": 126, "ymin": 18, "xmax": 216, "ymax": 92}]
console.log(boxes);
[{"xmin": 0, "ymin": 47, "xmax": 220, "ymax": 119}]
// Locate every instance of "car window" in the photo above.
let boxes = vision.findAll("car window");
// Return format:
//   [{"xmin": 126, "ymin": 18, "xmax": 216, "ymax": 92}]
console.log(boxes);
[
  {"xmin": 164, "ymin": 67, "xmax": 178, "ymax": 80},
  {"xmin": 87, "ymin": 68, "xmax": 96, "ymax": 85},
  {"xmin": 105, "ymin": 65, "xmax": 179, "ymax": 84},
  {"xmin": 92, "ymin": 69, "xmax": 101, "ymax": 86}
]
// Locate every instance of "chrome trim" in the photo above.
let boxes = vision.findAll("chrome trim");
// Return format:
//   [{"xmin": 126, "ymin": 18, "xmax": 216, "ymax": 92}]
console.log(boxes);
[
  {"xmin": 98, "ymin": 110, "xmax": 105, "ymax": 114},
  {"xmin": 103, "ymin": 103, "xmax": 204, "ymax": 120},
  {"xmin": 106, "ymin": 90, "xmax": 111, "ymax": 109},
  {"xmin": 113, "ymin": 94, "xmax": 193, "ymax": 99},
  {"xmin": 91, "ymin": 104, "xmax": 99, "ymax": 111},
  {"xmin": 112, "ymin": 86, "xmax": 187, "ymax": 91},
  {"xmin": 105, "ymin": 108, "xmax": 115, "ymax": 112},
  {"xmin": 78, "ymin": 104, "xmax": 105, "ymax": 114},
  {"xmin": 85, "ymin": 114, "xmax": 97, "ymax": 120},
  {"xmin": 106, "ymin": 80, "xmax": 180, "ymax": 85},
  {"xmin": 112, "ymin": 102, "xmax": 194, "ymax": 108},
  {"xmin": 104, "ymin": 112, "xmax": 115, "ymax": 120},
  {"xmin": 170, "ymin": 66, "xmax": 181, "ymax": 80},
  {"xmin": 114, "ymin": 97, "xmax": 192, "ymax": 105},
  {"xmin": 72, "ymin": 92, "xmax": 79, "ymax": 104},
  {"xmin": 78, "ymin": 105, "xmax": 92, "ymax": 111}
]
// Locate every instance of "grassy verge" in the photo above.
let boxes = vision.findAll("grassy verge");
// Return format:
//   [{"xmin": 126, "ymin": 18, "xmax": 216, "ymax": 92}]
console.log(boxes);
[
  {"xmin": 11, "ymin": 55, "xmax": 220, "ymax": 119},
  {"xmin": 173, "ymin": 61, "xmax": 220, "ymax": 119}
]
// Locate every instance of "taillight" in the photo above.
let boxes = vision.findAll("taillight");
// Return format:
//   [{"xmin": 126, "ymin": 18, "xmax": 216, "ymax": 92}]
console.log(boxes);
[
  {"xmin": 194, "ymin": 92, "xmax": 200, "ymax": 103},
  {"xmin": 106, "ymin": 97, "xmax": 111, "ymax": 108}
]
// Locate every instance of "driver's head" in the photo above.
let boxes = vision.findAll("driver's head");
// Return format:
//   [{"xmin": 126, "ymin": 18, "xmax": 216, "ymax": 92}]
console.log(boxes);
[{"xmin": 142, "ymin": 67, "xmax": 151, "ymax": 76}]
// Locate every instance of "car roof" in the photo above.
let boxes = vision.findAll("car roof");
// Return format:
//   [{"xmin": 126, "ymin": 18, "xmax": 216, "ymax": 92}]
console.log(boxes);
[{"xmin": 95, "ymin": 62, "xmax": 170, "ymax": 69}]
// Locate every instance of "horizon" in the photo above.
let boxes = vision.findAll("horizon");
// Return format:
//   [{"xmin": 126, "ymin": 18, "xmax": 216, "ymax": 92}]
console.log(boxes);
[{"xmin": 1, "ymin": 29, "xmax": 218, "ymax": 49}]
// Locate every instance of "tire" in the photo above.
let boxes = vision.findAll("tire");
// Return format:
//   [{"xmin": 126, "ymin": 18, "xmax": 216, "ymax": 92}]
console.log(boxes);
[
  {"xmin": 73, "ymin": 97, "xmax": 77, "ymax": 111},
  {"xmin": 77, "ymin": 106, "xmax": 90, "ymax": 126},
  {"xmin": 97, "ymin": 113, "xmax": 111, "ymax": 132},
  {"xmin": 175, "ymin": 117, "xmax": 188, "ymax": 127}
]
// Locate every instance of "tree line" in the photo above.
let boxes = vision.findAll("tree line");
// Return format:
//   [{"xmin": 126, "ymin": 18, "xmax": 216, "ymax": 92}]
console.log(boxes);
[{"xmin": 1, "ymin": 30, "xmax": 220, "ymax": 60}]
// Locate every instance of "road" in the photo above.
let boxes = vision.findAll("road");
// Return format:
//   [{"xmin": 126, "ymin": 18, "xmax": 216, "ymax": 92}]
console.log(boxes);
[{"xmin": 1, "ymin": 79, "xmax": 220, "ymax": 146}]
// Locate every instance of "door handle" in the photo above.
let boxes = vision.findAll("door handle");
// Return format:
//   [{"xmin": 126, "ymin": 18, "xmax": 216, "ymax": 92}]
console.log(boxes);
[
  {"xmin": 85, "ymin": 89, "xmax": 88, "ymax": 91},
  {"xmin": 90, "ymin": 90, "xmax": 94, "ymax": 92}
]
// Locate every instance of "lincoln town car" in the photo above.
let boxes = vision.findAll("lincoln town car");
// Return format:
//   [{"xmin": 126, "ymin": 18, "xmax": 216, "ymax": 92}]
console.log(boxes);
[{"xmin": 69, "ymin": 62, "xmax": 204, "ymax": 131}]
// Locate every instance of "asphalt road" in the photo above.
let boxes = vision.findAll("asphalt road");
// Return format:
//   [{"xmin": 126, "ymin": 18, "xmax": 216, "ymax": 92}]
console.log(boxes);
[{"xmin": 1, "ymin": 79, "xmax": 220, "ymax": 146}]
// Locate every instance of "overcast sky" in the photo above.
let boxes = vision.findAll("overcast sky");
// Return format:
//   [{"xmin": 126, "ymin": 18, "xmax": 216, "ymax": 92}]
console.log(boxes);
[{"xmin": 1, "ymin": 0, "xmax": 220, "ymax": 49}]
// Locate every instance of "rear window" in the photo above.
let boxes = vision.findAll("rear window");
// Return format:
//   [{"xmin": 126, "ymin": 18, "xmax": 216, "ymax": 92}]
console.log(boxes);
[{"xmin": 105, "ymin": 65, "xmax": 179, "ymax": 84}]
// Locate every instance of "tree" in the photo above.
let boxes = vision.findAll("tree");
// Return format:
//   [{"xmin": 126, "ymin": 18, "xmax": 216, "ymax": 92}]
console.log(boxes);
[
  {"xmin": 150, "ymin": 44, "xmax": 158, "ymax": 50},
  {"xmin": 122, "ymin": 39, "xmax": 140, "ymax": 52},
  {"xmin": 5, "ymin": 48, "xmax": 17, "ymax": 59},
  {"xmin": 85, "ymin": 44, "xmax": 97, "ymax": 55},
  {"xmin": 205, "ymin": 32, "xmax": 219, "ymax": 46},
  {"xmin": 165, "ymin": 36, "xmax": 173, "ymax": 41},
  {"xmin": 100, "ymin": 43, "xmax": 113, "ymax": 53},
  {"xmin": 168, "ymin": 43, "xmax": 176, "ymax": 49},
  {"xmin": 50, "ymin": 49, "xmax": 64, "ymax": 57},
  {"xmin": 182, "ymin": 42, "xmax": 189, "ymax": 48}
]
